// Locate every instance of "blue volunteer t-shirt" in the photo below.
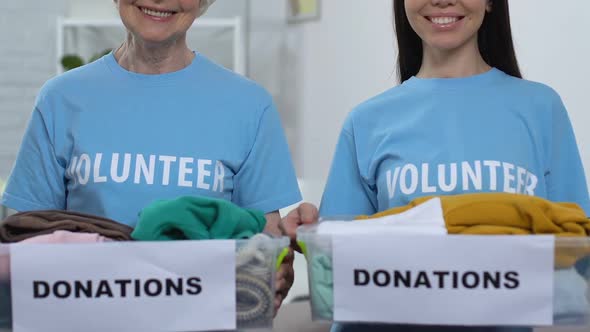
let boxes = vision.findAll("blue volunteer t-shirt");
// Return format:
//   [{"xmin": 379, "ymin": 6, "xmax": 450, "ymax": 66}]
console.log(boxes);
[
  {"xmin": 321, "ymin": 68, "xmax": 590, "ymax": 218},
  {"xmin": 2, "ymin": 52, "xmax": 302, "ymax": 226},
  {"xmin": 320, "ymin": 68, "xmax": 590, "ymax": 332}
]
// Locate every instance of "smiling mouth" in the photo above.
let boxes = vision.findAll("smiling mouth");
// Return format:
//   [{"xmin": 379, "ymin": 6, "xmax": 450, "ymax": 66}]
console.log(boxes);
[
  {"xmin": 426, "ymin": 16, "xmax": 464, "ymax": 25},
  {"xmin": 138, "ymin": 6, "xmax": 177, "ymax": 18}
]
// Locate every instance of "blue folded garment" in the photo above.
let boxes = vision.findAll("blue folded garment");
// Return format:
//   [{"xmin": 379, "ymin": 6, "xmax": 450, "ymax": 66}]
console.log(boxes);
[
  {"xmin": 575, "ymin": 255, "xmax": 590, "ymax": 279},
  {"xmin": 0, "ymin": 282, "xmax": 11, "ymax": 329},
  {"xmin": 554, "ymin": 268, "xmax": 590, "ymax": 324}
]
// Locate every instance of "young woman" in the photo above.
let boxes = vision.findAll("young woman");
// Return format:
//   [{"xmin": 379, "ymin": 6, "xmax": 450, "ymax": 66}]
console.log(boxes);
[
  {"xmin": 320, "ymin": 0, "xmax": 589, "ymax": 331},
  {"xmin": 1, "ymin": 0, "xmax": 317, "ymax": 313}
]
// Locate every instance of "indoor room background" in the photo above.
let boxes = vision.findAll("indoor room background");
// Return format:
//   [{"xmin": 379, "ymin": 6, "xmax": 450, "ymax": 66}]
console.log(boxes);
[{"xmin": 0, "ymin": 1, "xmax": 588, "ymax": 331}]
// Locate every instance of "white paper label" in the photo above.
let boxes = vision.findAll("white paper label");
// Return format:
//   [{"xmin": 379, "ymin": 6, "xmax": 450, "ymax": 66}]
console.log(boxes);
[
  {"xmin": 10, "ymin": 240, "xmax": 236, "ymax": 332},
  {"xmin": 332, "ymin": 235, "xmax": 555, "ymax": 326}
]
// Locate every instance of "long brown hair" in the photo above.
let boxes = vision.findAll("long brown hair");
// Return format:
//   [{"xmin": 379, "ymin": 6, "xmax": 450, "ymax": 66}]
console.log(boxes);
[{"xmin": 393, "ymin": 0, "xmax": 522, "ymax": 82}]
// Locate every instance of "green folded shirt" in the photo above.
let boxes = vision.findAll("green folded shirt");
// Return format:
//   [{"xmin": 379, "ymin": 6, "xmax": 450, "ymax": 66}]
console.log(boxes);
[{"xmin": 132, "ymin": 196, "xmax": 267, "ymax": 241}]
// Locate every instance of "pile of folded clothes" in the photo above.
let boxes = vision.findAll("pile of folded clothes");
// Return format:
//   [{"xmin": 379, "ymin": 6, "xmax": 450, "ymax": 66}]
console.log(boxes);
[
  {"xmin": 0, "ymin": 210, "xmax": 133, "ymax": 329},
  {"xmin": 132, "ymin": 196, "xmax": 277, "ymax": 328},
  {"xmin": 0, "ymin": 196, "xmax": 281, "ymax": 329},
  {"xmin": 307, "ymin": 193, "xmax": 590, "ymax": 322}
]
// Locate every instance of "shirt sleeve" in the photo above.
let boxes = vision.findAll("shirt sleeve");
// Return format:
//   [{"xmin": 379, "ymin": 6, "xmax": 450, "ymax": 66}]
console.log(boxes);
[
  {"xmin": 1, "ymin": 107, "xmax": 67, "ymax": 212},
  {"xmin": 319, "ymin": 117, "xmax": 377, "ymax": 218},
  {"xmin": 232, "ymin": 102, "xmax": 302, "ymax": 213},
  {"xmin": 545, "ymin": 94, "xmax": 590, "ymax": 216}
]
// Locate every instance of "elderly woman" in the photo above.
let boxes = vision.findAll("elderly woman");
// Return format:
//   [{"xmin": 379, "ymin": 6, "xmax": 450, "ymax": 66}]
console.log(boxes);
[{"xmin": 2, "ymin": 0, "xmax": 316, "ymax": 312}]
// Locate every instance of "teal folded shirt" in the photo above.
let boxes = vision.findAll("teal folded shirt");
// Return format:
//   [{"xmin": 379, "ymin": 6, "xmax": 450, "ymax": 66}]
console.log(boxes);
[
  {"xmin": 310, "ymin": 254, "xmax": 334, "ymax": 320},
  {"xmin": 131, "ymin": 196, "xmax": 267, "ymax": 241}
]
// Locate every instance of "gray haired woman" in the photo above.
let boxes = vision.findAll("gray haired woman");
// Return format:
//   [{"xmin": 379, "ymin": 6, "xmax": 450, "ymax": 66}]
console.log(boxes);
[{"xmin": 2, "ymin": 0, "xmax": 317, "ymax": 315}]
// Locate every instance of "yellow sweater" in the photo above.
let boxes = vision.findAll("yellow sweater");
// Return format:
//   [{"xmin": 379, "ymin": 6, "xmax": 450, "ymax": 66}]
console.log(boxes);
[{"xmin": 356, "ymin": 193, "xmax": 590, "ymax": 268}]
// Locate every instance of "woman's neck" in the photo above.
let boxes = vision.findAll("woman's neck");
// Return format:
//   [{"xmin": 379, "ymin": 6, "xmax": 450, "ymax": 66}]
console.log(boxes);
[
  {"xmin": 417, "ymin": 40, "xmax": 491, "ymax": 79},
  {"xmin": 114, "ymin": 34, "xmax": 195, "ymax": 74}
]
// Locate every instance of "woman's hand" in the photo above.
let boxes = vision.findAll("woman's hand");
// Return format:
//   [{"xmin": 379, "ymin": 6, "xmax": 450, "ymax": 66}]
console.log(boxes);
[
  {"xmin": 279, "ymin": 203, "xmax": 319, "ymax": 252},
  {"xmin": 266, "ymin": 203, "xmax": 319, "ymax": 314},
  {"xmin": 274, "ymin": 247, "xmax": 295, "ymax": 315}
]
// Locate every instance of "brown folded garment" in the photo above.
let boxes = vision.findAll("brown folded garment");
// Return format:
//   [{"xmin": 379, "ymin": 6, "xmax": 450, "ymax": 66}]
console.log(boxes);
[{"xmin": 0, "ymin": 210, "xmax": 133, "ymax": 243}]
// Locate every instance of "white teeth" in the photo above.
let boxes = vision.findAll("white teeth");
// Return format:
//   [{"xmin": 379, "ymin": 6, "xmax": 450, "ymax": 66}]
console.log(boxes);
[
  {"xmin": 431, "ymin": 17, "xmax": 459, "ymax": 25},
  {"xmin": 141, "ymin": 7, "xmax": 173, "ymax": 18}
]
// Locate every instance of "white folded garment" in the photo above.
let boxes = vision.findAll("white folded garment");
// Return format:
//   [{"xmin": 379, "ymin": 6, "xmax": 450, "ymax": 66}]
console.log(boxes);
[{"xmin": 317, "ymin": 197, "xmax": 447, "ymax": 235}]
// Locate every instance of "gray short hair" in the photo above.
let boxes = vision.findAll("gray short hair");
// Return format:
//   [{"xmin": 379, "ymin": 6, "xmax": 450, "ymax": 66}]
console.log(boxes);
[{"xmin": 199, "ymin": 0, "xmax": 216, "ymax": 16}]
